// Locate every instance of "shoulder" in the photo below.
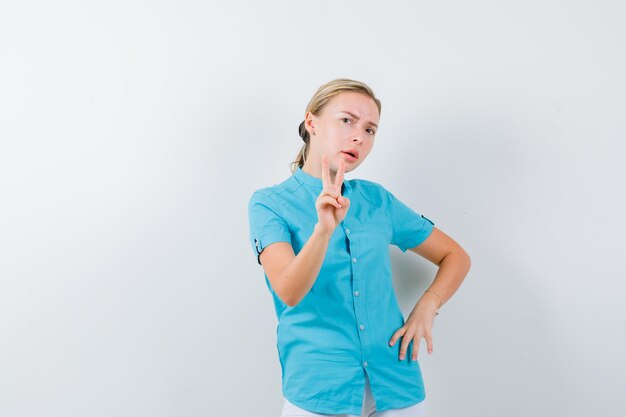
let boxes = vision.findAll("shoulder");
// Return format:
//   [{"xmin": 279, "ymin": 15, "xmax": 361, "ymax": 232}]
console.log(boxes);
[
  {"xmin": 349, "ymin": 178, "xmax": 390, "ymax": 206},
  {"xmin": 248, "ymin": 175, "xmax": 302, "ymax": 209}
]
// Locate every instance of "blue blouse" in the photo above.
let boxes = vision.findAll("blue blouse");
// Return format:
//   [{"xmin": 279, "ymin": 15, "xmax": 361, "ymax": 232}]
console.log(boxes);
[{"xmin": 247, "ymin": 166, "xmax": 435, "ymax": 415}]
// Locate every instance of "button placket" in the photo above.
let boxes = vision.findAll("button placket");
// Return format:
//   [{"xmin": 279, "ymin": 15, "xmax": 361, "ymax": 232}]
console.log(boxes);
[
  {"xmin": 347, "ymin": 224, "xmax": 371, "ymax": 371},
  {"xmin": 346, "ymin": 225, "xmax": 360, "ymax": 301}
]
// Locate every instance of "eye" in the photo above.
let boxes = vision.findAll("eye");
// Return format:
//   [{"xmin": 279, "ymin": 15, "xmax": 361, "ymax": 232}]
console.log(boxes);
[
  {"xmin": 366, "ymin": 128, "xmax": 376, "ymax": 135},
  {"xmin": 342, "ymin": 117, "xmax": 352, "ymax": 124}
]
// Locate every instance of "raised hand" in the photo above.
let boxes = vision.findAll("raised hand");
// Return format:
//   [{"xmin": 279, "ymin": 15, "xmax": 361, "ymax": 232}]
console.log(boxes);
[{"xmin": 315, "ymin": 155, "xmax": 350, "ymax": 235}]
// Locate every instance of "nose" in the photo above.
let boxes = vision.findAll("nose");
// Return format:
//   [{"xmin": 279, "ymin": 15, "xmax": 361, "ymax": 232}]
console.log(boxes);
[{"xmin": 352, "ymin": 130, "xmax": 364, "ymax": 144}]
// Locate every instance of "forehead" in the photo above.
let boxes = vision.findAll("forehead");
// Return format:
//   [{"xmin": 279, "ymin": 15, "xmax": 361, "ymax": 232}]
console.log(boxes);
[{"xmin": 324, "ymin": 92, "xmax": 379, "ymax": 121}]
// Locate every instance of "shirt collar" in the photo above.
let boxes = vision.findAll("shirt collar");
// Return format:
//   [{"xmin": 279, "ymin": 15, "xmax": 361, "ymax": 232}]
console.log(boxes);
[{"xmin": 294, "ymin": 166, "xmax": 352, "ymax": 194}]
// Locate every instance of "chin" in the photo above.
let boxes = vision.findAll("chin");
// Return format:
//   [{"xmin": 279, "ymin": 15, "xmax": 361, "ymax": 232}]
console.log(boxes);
[{"xmin": 336, "ymin": 162, "xmax": 358, "ymax": 173}]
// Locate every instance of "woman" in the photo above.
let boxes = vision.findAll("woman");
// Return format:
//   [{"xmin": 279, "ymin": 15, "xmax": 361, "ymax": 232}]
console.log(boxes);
[{"xmin": 248, "ymin": 78, "xmax": 471, "ymax": 417}]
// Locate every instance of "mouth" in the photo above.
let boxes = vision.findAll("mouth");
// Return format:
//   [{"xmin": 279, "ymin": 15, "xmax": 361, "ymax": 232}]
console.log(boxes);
[{"xmin": 341, "ymin": 151, "xmax": 358, "ymax": 161}]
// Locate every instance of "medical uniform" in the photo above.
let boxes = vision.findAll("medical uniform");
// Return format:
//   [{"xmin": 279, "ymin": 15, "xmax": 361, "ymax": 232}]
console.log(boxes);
[{"xmin": 248, "ymin": 166, "xmax": 435, "ymax": 416}]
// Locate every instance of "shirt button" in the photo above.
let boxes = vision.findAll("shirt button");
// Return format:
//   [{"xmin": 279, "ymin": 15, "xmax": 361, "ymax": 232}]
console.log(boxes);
[
  {"xmin": 352, "ymin": 257, "xmax": 357, "ymax": 263},
  {"xmin": 359, "ymin": 324, "xmax": 365, "ymax": 330},
  {"xmin": 354, "ymin": 290, "xmax": 359, "ymax": 297},
  {"xmin": 346, "ymin": 228, "xmax": 350, "ymax": 234},
  {"xmin": 363, "ymin": 361, "xmax": 368, "ymax": 367}
]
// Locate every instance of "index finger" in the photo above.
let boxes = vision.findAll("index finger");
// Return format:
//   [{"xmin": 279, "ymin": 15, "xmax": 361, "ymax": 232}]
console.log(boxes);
[
  {"xmin": 321, "ymin": 155, "xmax": 331, "ymax": 187},
  {"xmin": 334, "ymin": 157, "xmax": 345, "ymax": 189}
]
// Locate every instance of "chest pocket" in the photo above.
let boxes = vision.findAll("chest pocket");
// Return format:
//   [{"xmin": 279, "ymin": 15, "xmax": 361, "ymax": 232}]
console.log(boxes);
[
  {"xmin": 346, "ymin": 220, "xmax": 393, "ymax": 281},
  {"xmin": 349, "ymin": 220, "xmax": 391, "ymax": 244}
]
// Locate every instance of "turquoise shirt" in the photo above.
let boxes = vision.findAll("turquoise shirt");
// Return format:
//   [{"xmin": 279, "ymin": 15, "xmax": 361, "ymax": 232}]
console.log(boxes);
[{"xmin": 247, "ymin": 166, "xmax": 435, "ymax": 415}]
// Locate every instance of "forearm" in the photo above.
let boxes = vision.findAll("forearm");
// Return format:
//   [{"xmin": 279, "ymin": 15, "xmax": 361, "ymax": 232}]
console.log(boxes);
[
  {"xmin": 418, "ymin": 251, "xmax": 471, "ymax": 311},
  {"xmin": 280, "ymin": 223, "xmax": 332, "ymax": 307}
]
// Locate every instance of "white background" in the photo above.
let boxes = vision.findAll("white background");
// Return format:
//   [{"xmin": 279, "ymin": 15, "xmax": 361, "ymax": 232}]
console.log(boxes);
[{"xmin": 1, "ymin": 1, "xmax": 625, "ymax": 416}]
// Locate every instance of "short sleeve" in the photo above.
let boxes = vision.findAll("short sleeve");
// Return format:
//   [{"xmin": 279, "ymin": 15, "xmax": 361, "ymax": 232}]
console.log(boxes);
[
  {"xmin": 385, "ymin": 188, "xmax": 435, "ymax": 252},
  {"xmin": 248, "ymin": 191, "xmax": 292, "ymax": 265}
]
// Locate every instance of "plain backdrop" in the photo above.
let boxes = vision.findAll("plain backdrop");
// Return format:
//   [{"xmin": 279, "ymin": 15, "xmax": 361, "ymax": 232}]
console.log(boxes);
[{"xmin": 1, "ymin": 1, "xmax": 625, "ymax": 416}]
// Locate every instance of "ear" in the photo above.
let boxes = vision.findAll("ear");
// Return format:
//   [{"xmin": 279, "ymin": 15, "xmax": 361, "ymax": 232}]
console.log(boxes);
[{"xmin": 305, "ymin": 111, "xmax": 316, "ymax": 135}]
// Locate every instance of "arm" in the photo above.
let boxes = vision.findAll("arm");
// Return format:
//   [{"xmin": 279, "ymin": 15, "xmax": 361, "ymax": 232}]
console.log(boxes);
[
  {"xmin": 389, "ymin": 226, "xmax": 471, "ymax": 361},
  {"xmin": 409, "ymin": 227, "xmax": 471, "ymax": 311},
  {"xmin": 256, "ymin": 156, "xmax": 349, "ymax": 308},
  {"xmin": 259, "ymin": 223, "xmax": 333, "ymax": 307}
]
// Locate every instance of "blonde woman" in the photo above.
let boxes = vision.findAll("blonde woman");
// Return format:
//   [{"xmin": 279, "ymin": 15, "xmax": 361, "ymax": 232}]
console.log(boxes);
[{"xmin": 248, "ymin": 78, "xmax": 471, "ymax": 417}]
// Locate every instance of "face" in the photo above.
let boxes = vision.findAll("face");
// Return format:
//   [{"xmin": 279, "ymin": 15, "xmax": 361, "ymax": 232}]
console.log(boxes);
[{"xmin": 303, "ymin": 91, "xmax": 379, "ymax": 177}]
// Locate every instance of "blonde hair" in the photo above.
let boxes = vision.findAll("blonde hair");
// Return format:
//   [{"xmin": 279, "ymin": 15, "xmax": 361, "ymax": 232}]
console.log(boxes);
[{"xmin": 290, "ymin": 78, "xmax": 382, "ymax": 173}]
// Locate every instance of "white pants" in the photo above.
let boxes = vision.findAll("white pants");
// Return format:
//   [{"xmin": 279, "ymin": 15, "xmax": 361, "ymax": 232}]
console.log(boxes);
[{"xmin": 280, "ymin": 373, "xmax": 426, "ymax": 417}]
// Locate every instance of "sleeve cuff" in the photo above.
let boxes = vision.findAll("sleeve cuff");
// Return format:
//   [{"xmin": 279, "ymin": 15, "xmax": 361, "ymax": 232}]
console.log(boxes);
[
  {"xmin": 397, "ymin": 221, "xmax": 434, "ymax": 252},
  {"xmin": 254, "ymin": 232, "xmax": 292, "ymax": 265}
]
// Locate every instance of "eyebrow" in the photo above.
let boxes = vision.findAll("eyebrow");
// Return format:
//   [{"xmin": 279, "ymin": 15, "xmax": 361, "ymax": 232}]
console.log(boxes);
[{"xmin": 338, "ymin": 111, "xmax": 378, "ymax": 129}]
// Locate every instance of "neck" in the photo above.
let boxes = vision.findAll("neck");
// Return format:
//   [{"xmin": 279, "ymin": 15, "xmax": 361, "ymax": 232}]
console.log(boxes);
[{"xmin": 302, "ymin": 160, "xmax": 336, "ymax": 183}]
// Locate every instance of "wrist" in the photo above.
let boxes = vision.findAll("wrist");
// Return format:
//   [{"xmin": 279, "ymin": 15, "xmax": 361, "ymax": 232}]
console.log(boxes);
[
  {"xmin": 421, "ymin": 289, "xmax": 442, "ymax": 315},
  {"xmin": 313, "ymin": 223, "xmax": 333, "ymax": 241}
]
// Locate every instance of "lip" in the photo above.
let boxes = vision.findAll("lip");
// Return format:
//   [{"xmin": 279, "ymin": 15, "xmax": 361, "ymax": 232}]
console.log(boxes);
[{"xmin": 341, "ymin": 151, "xmax": 358, "ymax": 161}]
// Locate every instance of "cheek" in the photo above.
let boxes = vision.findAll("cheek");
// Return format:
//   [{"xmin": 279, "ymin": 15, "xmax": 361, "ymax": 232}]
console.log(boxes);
[
  {"xmin": 361, "ymin": 143, "xmax": 374, "ymax": 159},
  {"xmin": 324, "ymin": 127, "xmax": 345, "ymax": 146},
  {"xmin": 327, "ymin": 124, "xmax": 346, "ymax": 136}
]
